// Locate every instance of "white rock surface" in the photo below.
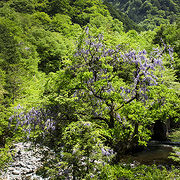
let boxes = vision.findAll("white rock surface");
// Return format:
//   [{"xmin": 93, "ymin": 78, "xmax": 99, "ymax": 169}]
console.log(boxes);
[{"xmin": 0, "ymin": 142, "xmax": 50, "ymax": 180}]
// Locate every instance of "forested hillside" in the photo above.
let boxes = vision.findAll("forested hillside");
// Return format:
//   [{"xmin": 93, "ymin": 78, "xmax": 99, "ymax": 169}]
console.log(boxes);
[
  {"xmin": 0, "ymin": 0, "xmax": 179, "ymax": 179},
  {"xmin": 106, "ymin": 0, "xmax": 180, "ymax": 30},
  {"xmin": 105, "ymin": 0, "xmax": 180, "ymax": 78}
]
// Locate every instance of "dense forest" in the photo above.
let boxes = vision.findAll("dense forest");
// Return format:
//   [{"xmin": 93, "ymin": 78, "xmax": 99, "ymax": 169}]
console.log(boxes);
[
  {"xmin": 0, "ymin": 0, "xmax": 179, "ymax": 179},
  {"xmin": 106, "ymin": 0, "xmax": 180, "ymax": 30}
]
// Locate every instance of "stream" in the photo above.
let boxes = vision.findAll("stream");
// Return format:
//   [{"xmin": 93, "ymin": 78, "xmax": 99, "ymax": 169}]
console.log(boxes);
[
  {"xmin": 121, "ymin": 141, "xmax": 180, "ymax": 168},
  {"xmin": 0, "ymin": 141, "xmax": 179, "ymax": 179}
]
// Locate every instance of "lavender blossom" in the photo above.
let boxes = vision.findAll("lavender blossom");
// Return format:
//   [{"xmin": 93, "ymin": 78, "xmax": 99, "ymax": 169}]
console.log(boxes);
[
  {"xmin": 85, "ymin": 26, "xmax": 89, "ymax": 35},
  {"xmin": 9, "ymin": 106, "xmax": 56, "ymax": 138}
]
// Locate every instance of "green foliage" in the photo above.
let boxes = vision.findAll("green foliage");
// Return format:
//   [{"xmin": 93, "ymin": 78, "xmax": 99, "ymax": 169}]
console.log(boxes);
[
  {"xmin": 169, "ymin": 129, "xmax": 180, "ymax": 142},
  {"xmin": 3, "ymin": 0, "xmax": 49, "ymax": 14},
  {"xmin": 58, "ymin": 121, "xmax": 114, "ymax": 179},
  {"xmin": 31, "ymin": 12, "xmax": 52, "ymax": 29},
  {"xmin": 37, "ymin": 121, "xmax": 114, "ymax": 179},
  {"xmin": 0, "ymin": 68, "xmax": 6, "ymax": 102},
  {"xmin": 49, "ymin": 0, "xmax": 109, "ymax": 26},
  {"xmin": 44, "ymin": 28, "xmax": 179, "ymax": 158},
  {"xmin": 106, "ymin": 0, "xmax": 180, "ymax": 30},
  {"xmin": 9, "ymin": 0, "xmax": 36, "ymax": 13},
  {"xmin": 0, "ymin": 105, "xmax": 10, "ymax": 151},
  {"xmin": 0, "ymin": 17, "xmax": 21, "ymax": 64},
  {"xmin": 28, "ymin": 28, "xmax": 75, "ymax": 73},
  {"xmin": 147, "ymin": 85, "xmax": 179, "ymax": 123},
  {"xmin": 103, "ymin": 1, "xmax": 144, "ymax": 32},
  {"xmin": 153, "ymin": 23, "xmax": 180, "ymax": 80},
  {"xmin": 99, "ymin": 164, "xmax": 180, "ymax": 180},
  {"xmin": 48, "ymin": 0, "xmax": 71, "ymax": 15},
  {"xmin": 0, "ymin": 144, "xmax": 13, "ymax": 172},
  {"xmin": 68, "ymin": 0, "xmax": 109, "ymax": 26},
  {"xmin": 168, "ymin": 147, "xmax": 180, "ymax": 163},
  {"xmin": 51, "ymin": 14, "xmax": 82, "ymax": 37},
  {"xmin": 168, "ymin": 130, "xmax": 180, "ymax": 163},
  {"xmin": 0, "ymin": 0, "xmax": 179, "ymax": 177}
]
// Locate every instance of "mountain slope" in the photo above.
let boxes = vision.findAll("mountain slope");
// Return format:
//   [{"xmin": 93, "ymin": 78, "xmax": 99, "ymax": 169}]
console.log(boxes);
[
  {"xmin": 105, "ymin": 0, "xmax": 180, "ymax": 30},
  {"xmin": 103, "ymin": 1, "xmax": 144, "ymax": 32}
]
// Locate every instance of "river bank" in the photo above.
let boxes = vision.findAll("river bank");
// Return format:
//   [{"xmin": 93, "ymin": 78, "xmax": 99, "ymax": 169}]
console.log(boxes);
[{"xmin": 0, "ymin": 130, "xmax": 179, "ymax": 179}]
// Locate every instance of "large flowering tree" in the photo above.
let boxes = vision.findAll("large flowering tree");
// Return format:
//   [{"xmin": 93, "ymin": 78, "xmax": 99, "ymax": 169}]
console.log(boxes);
[
  {"xmin": 62, "ymin": 28, "xmax": 178, "ymax": 153},
  {"xmin": 9, "ymin": 28, "xmax": 179, "ymax": 159}
]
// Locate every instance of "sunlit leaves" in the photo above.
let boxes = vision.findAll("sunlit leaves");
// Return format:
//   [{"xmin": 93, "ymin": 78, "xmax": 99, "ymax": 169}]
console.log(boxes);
[
  {"xmin": 73, "ymin": 29, "xmax": 166, "ymax": 110},
  {"xmin": 28, "ymin": 28, "xmax": 75, "ymax": 73},
  {"xmin": 59, "ymin": 120, "xmax": 114, "ymax": 178},
  {"xmin": 63, "ymin": 29, "xmax": 178, "ymax": 151}
]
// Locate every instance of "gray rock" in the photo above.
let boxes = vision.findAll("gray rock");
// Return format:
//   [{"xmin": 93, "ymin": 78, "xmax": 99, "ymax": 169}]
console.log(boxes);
[
  {"xmin": 26, "ymin": 169, "xmax": 34, "ymax": 174},
  {"xmin": 11, "ymin": 163, "xmax": 18, "ymax": 167},
  {"xmin": 27, "ymin": 165, "xmax": 35, "ymax": 170},
  {"xmin": 8, "ymin": 167, "xmax": 14, "ymax": 171},
  {"xmin": 0, "ymin": 142, "xmax": 53, "ymax": 180},
  {"xmin": 27, "ymin": 161, "xmax": 33, "ymax": 165},
  {"xmin": 19, "ymin": 162, "xmax": 26, "ymax": 167},
  {"xmin": 11, "ymin": 175, "xmax": 19, "ymax": 180},
  {"xmin": 12, "ymin": 170, "xmax": 20, "ymax": 175}
]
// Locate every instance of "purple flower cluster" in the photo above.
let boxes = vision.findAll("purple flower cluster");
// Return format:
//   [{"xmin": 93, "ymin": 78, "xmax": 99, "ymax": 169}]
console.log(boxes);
[
  {"xmin": 101, "ymin": 147, "xmax": 114, "ymax": 157},
  {"xmin": 9, "ymin": 106, "xmax": 55, "ymax": 138},
  {"xmin": 117, "ymin": 48, "xmax": 166, "ymax": 103},
  {"xmin": 72, "ymin": 31, "xmax": 171, "ymax": 122}
]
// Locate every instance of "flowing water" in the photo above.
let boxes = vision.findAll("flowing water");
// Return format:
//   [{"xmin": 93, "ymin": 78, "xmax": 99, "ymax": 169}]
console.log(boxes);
[{"xmin": 121, "ymin": 141, "xmax": 180, "ymax": 167}]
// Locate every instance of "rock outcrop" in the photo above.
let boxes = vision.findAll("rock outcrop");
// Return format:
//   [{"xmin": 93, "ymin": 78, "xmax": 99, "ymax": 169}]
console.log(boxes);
[{"xmin": 0, "ymin": 142, "xmax": 49, "ymax": 180}]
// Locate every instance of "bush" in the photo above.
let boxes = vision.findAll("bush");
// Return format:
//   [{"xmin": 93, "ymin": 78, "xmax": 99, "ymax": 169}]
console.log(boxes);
[
  {"xmin": 99, "ymin": 164, "xmax": 180, "ymax": 180},
  {"xmin": 55, "ymin": 121, "xmax": 114, "ymax": 179}
]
